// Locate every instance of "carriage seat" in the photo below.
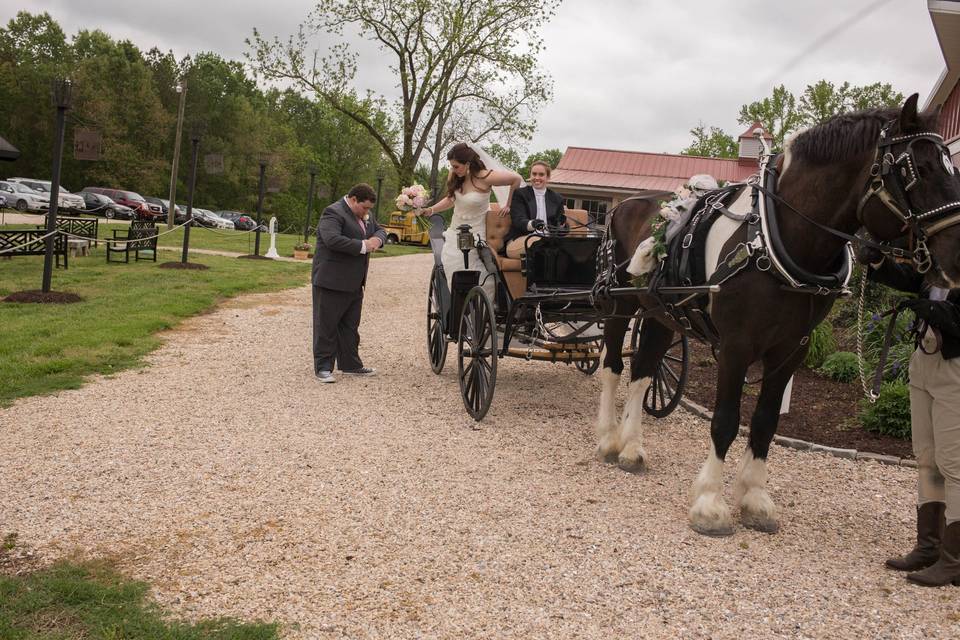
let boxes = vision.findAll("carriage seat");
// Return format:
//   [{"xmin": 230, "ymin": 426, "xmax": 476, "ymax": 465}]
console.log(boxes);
[{"xmin": 484, "ymin": 207, "xmax": 591, "ymax": 299}]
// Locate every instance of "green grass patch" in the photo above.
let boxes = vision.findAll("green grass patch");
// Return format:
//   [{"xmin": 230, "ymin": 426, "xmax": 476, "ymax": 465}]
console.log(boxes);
[
  {"xmin": 0, "ymin": 560, "xmax": 277, "ymax": 639},
  {"xmin": 0, "ymin": 251, "xmax": 310, "ymax": 407}
]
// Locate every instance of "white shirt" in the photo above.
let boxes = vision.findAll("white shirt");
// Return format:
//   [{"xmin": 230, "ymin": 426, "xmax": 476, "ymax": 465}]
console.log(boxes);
[{"xmin": 528, "ymin": 187, "xmax": 548, "ymax": 231}]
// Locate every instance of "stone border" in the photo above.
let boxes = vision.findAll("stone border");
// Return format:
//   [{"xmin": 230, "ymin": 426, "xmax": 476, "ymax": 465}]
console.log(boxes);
[{"xmin": 678, "ymin": 397, "xmax": 917, "ymax": 468}]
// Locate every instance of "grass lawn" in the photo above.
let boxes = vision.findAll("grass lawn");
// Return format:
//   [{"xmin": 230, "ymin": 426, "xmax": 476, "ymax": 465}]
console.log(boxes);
[
  {"xmin": 0, "ymin": 219, "xmax": 431, "ymax": 257},
  {"xmin": 0, "ymin": 558, "xmax": 277, "ymax": 639},
  {"xmin": 0, "ymin": 250, "xmax": 311, "ymax": 407}
]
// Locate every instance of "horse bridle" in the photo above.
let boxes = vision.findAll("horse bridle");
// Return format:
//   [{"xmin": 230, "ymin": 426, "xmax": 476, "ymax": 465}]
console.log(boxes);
[{"xmin": 856, "ymin": 122, "xmax": 960, "ymax": 273}]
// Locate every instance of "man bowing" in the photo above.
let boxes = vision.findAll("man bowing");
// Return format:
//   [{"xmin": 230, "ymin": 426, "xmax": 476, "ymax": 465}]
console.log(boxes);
[{"xmin": 312, "ymin": 184, "xmax": 387, "ymax": 383}]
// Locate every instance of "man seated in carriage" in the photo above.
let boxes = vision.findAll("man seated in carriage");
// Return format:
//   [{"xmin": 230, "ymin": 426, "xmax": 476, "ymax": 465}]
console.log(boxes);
[{"xmin": 503, "ymin": 161, "xmax": 567, "ymax": 259}]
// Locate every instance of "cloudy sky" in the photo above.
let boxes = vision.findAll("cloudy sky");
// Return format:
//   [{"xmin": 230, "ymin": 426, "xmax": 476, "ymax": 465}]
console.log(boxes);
[{"xmin": 4, "ymin": 0, "xmax": 947, "ymax": 156}]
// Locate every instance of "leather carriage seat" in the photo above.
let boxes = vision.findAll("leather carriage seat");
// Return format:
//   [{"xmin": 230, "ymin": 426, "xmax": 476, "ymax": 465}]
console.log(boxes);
[{"xmin": 484, "ymin": 206, "xmax": 591, "ymax": 300}]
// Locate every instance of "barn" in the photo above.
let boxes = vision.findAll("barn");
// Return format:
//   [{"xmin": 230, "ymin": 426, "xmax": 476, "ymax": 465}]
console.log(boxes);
[{"xmin": 927, "ymin": 0, "xmax": 960, "ymax": 163}]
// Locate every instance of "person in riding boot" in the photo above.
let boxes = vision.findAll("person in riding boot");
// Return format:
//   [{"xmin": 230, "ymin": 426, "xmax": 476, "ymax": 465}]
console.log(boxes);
[{"xmin": 858, "ymin": 245, "xmax": 960, "ymax": 587}]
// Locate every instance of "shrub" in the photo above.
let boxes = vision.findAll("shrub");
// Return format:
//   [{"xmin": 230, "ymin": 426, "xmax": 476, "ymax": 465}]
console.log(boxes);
[
  {"xmin": 819, "ymin": 351, "xmax": 860, "ymax": 383},
  {"xmin": 804, "ymin": 321, "xmax": 837, "ymax": 369},
  {"xmin": 859, "ymin": 381, "xmax": 912, "ymax": 439}
]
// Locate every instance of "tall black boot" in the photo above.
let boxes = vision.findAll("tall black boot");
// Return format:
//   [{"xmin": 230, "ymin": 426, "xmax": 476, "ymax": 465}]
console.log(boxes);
[
  {"xmin": 886, "ymin": 502, "xmax": 945, "ymax": 571},
  {"xmin": 907, "ymin": 521, "xmax": 960, "ymax": 587}
]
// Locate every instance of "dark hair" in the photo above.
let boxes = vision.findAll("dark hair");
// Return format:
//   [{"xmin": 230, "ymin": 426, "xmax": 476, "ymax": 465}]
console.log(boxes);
[
  {"xmin": 347, "ymin": 183, "xmax": 377, "ymax": 203},
  {"xmin": 445, "ymin": 143, "xmax": 490, "ymax": 199},
  {"xmin": 530, "ymin": 160, "xmax": 552, "ymax": 177}
]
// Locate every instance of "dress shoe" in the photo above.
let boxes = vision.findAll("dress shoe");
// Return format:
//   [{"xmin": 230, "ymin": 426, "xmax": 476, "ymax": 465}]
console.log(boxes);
[{"xmin": 342, "ymin": 367, "xmax": 375, "ymax": 376}]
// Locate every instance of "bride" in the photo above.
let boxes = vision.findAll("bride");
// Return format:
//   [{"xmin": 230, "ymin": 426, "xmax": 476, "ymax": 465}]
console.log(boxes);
[{"xmin": 423, "ymin": 142, "xmax": 522, "ymax": 297}]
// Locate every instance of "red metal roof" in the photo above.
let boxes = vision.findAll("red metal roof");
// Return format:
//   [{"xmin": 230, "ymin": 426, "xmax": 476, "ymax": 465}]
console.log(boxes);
[
  {"xmin": 738, "ymin": 121, "xmax": 774, "ymax": 140},
  {"xmin": 552, "ymin": 147, "xmax": 758, "ymax": 192}
]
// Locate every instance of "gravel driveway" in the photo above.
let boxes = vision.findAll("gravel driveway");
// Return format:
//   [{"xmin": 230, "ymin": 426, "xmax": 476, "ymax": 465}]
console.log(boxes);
[{"xmin": 1, "ymin": 252, "xmax": 957, "ymax": 639}]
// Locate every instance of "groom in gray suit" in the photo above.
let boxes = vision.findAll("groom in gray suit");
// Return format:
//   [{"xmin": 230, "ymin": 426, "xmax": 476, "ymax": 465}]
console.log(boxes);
[{"xmin": 312, "ymin": 184, "xmax": 387, "ymax": 383}]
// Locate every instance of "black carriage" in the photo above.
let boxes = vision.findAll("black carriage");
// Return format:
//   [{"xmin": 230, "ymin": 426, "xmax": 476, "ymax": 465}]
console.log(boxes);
[{"xmin": 424, "ymin": 215, "xmax": 689, "ymax": 421}]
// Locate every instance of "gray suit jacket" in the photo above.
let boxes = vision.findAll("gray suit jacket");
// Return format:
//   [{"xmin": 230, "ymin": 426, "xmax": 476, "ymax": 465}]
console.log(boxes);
[{"xmin": 312, "ymin": 199, "xmax": 387, "ymax": 292}]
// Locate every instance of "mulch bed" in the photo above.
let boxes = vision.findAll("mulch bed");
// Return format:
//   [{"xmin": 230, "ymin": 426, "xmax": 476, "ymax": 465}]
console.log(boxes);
[
  {"xmin": 3, "ymin": 290, "xmax": 83, "ymax": 304},
  {"xmin": 682, "ymin": 340, "xmax": 913, "ymax": 459},
  {"xmin": 159, "ymin": 261, "xmax": 209, "ymax": 270}
]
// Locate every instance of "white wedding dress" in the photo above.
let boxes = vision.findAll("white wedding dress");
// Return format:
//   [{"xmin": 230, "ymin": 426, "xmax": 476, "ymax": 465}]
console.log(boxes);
[{"xmin": 441, "ymin": 189, "xmax": 495, "ymax": 299}]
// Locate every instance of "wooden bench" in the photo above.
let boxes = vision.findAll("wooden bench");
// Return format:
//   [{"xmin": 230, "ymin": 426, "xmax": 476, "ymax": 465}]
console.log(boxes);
[
  {"xmin": 485, "ymin": 207, "xmax": 592, "ymax": 299},
  {"xmin": 35, "ymin": 216, "xmax": 100, "ymax": 249},
  {"xmin": 106, "ymin": 222, "xmax": 158, "ymax": 263},
  {"xmin": 0, "ymin": 228, "xmax": 69, "ymax": 267}
]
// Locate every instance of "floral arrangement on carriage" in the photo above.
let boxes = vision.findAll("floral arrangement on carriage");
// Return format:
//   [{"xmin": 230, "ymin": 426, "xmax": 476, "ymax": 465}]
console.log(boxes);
[{"xmin": 395, "ymin": 184, "xmax": 433, "ymax": 231}]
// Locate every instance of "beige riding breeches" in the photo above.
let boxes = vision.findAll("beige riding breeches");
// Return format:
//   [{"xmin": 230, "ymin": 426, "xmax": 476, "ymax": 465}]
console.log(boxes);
[{"xmin": 909, "ymin": 348, "xmax": 960, "ymax": 524}]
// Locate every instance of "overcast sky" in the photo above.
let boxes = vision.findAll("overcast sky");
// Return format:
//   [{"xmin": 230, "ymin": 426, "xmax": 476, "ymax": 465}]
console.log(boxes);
[{"xmin": 4, "ymin": 0, "xmax": 947, "ymax": 156}]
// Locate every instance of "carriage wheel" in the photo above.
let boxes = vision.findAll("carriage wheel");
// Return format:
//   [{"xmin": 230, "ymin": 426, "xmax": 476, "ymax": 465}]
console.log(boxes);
[
  {"xmin": 632, "ymin": 319, "xmax": 689, "ymax": 418},
  {"xmin": 457, "ymin": 286, "xmax": 498, "ymax": 421},
  {"xmin": 427, "ymin": 265, "xmax": 448, "ymax": 374},
  {"xmin": 575, "ymin": 351, "xmax": 601, "ymax": 375}
]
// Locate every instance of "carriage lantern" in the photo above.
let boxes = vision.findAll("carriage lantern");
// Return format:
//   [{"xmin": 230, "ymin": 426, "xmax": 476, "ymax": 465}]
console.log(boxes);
[{"xmin": 457, "ymin": 223, "xmax": 475, "ymax": 269}]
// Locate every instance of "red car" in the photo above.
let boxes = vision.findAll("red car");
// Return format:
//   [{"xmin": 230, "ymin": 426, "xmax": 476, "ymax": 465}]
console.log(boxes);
[{"xmin": 81, "ymin": 187, "xmax": 164, "ymax": 221}]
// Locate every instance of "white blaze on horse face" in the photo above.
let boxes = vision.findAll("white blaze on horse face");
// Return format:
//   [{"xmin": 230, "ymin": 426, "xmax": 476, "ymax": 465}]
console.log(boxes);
[
  {"xmin": 733, "ymin": 449, "xmax": 776, "ymax": 521},
  {"xmin": 596, "ymin": 360, "xmax": 621, "ymax": 458},
  {"xmin": 617, "ymin": 376, "xmax": 651, "ymax": 469},
  {"xmin": 689, "ymin": 442, "xmax": 733, "ymax": 534}
]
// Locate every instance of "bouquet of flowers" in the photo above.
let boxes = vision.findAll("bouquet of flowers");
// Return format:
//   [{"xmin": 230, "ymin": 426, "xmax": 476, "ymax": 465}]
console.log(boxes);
[{"xmin": 395, "ymin": 184, "xmax": 433, "ymax": 231}]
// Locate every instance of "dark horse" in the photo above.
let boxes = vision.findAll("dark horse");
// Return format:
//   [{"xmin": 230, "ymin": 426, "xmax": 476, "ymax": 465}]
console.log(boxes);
[{"xmin": 596, "ymin": 94, "xmax": 960, "ymax": 536}]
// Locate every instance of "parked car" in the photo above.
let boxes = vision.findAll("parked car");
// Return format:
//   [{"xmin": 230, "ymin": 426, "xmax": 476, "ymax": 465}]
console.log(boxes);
[
  {"xmin": 81, "ymin": 187, "xmax": 164, "ymax": 221},
  {"xmin": 188, "ymin": 207, "xmax": 234, "ymax": 229},
  {"xmin": 215, "ymin": 210, "xmax": 257, "ymax": 230},
  {"xmin": 0, "ymin": 180, "xmax": 49, "ymax": 212},
  {"xmin": 143, "ymin": 196, "xmax": 184, "ymax": 221},
  {"xmin": 79, "ymin": 191, "xmax": 135, "ymax": 219},
  {"xmin": 6, "ymin": 177, "xmax": 86, "ymax": 212}
]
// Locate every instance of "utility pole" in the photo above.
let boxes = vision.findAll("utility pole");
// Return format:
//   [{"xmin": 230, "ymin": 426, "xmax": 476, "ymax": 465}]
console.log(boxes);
[
  {"xmin": 42, "ymin": 79, "xmax": 71, "ymax": 294},
  {"xmin": 167, "ymin": 82, "xmax": 186, "ymax": 229}
]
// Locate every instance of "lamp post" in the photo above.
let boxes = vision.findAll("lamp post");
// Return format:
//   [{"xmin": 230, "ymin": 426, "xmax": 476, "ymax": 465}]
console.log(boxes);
[
  {"xmin": 181, "ymin": 129, "xmax": 202, "ymax": 264},
  {"xmin": 303, "ymin": 165, "xmax": 317, "ymax": 243},
  {"xmin": 42, "ymin": 78, "xmax": 71, "ymax": 294},
  {"xmin": 375, "ymin": 165, "xmax": 386, "ymax": 218},
  {"xmin": 167, "ymin": 81, "xmax": 187, "ymax": 229},
  {"xmin": 253, "ymin": 160, "xmax": 267, "ymax": 256}
]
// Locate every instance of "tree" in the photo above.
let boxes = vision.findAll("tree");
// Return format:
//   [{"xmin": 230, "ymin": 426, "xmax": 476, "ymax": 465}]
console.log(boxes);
[
  {"xmin": 247, "ymin": 0, "xmax": 559, "ymax": 185},
  {"xmin": 520, "ymin": 148, "xmax": 563, "ymax": 177},
  {"xmin": 681, "ymin": 123, "xmax": 737, "ymax": 159},
  {"xmin": 798, "ymin": 80, "xmax": 903, "ymax": 126},
  {"xmin": 737, "ymin": 85, "xmax": 803, "ymax": 151}
]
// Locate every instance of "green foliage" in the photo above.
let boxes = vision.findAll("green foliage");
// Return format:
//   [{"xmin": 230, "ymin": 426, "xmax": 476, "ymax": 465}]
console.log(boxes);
[
  {"xmin": 803, "ymin": 320, "xmax": 837, "ymax": 369},
  {"xmin": 0, "ymin": 11, "xmax": 389, "ymax": 234},
  {"xmin": 521, "ymin": 149, "xmax": 564, "ymax": 177},
  {"xmin": 819, "ymin": 351, "xmax": 860, "ymax": 383},
  {"xmin": 681, "ymin": 122, "xmax": 737, "ymax": 159},
  {"xmin": 0, "ymin": 560, "xmax": 277, "ymax": 639},
  {"xmin": 736, "ymin": 80, "xmax": 906, "ymax": 151},
  {"xmin": 859, "ymin": 381, "xmax": 912, "ymax": 439}
]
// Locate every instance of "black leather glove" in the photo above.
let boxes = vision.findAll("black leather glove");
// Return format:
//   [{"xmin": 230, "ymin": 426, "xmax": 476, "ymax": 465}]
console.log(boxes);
[
  {"xmin": 899, "ymin": 298, "xmax": 960, "ymax": 337},
  {"xmin": 855, "ymin": 244, "xmax": 884, "ymax": 266},
  {"xmin": 531, "ymin": 219, "xmax": 546, "ymax": 232}
]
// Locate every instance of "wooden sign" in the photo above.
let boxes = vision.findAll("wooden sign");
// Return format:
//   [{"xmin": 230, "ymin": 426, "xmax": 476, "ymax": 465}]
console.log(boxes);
[
  {"xmin": 204, "ymin": 154, "xmax": 224, "ymax": 174},
  {"xmin": 73, "ymin": 129, "xmax": 102, "ymax": 161}
]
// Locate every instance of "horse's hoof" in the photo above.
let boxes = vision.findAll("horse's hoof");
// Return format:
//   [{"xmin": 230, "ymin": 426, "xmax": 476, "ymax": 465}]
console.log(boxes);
[
  {"xmin": 690, "ymin": 522, "xmax": 736, "ymax": 538},
  {"xmin": 617, "ymin": 456, "xmax": 646, "ymax": 474},
  {"xmin": 741, "ymin": 511, "xmax": 780, "ymax": 534},
  {"xmin": 596, "ymin": 448, "xmax": 619, "ymax": 464}
]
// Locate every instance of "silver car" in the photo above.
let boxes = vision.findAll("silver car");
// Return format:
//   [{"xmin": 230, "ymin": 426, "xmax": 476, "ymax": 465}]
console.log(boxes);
[
  {"xmin": 7, "ymin": 177, "xmax": 86, "ymax": 211},
  {"xmin": 0, "ymin": 180, "xmax": 49, "ymax": 212}
]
